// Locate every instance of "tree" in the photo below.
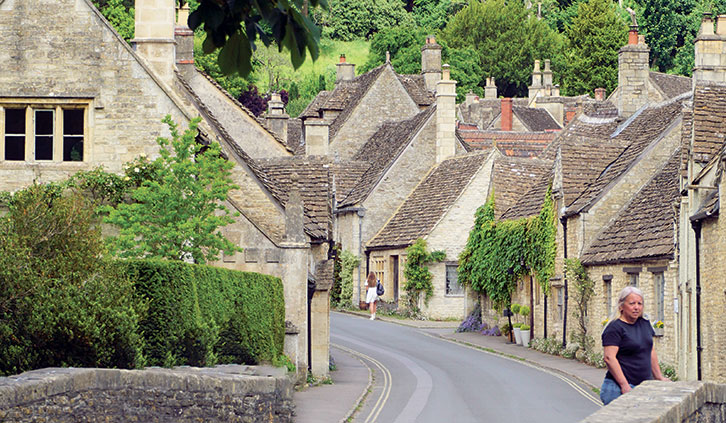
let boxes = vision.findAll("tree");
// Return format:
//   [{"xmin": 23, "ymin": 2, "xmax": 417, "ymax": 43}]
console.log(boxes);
[
  {"xmin": 440, "ymin": 0, "xmax": 565, "ymax": 97},
  {"xmin": 561, "ymin": 0, "xmax": 627, "ymax": 96},
  {"xmin": 636, "ymin": 0, "xmax": 697, "ymax": 72},
  {"xmin": 105, "ymin": 116, "xmax": 241, "ymax": 264},
  {"xmin": 317, "ymin": 0, "xmax": 413, "ymax": 40},
  {"xmin": 93, "ymin": 0, "xmax": 135, "ymax": 41},
  {"xmin": 186, "ymin": 0, "xmax": 328, "ymax": 77},
  {"xmin": 361, "ymin": 25, "xmax": 429, "ymax": 74}
]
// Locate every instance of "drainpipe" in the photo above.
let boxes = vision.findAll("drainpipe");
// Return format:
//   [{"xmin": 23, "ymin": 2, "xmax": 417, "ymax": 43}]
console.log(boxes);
[
  {"xmin": 560, "ymin": 216, "xmax": 568, "ymax": 348},
  {"xmin": 691, "ymin": 220, "xmax": 703, "ymax": 380},
  {"xmin": 357, "ymin": 209, "xmax": 365, "ymax": 307},
  {"xmin": 544, "ymin": 290, "xmax": 548, "ymax": 338}
]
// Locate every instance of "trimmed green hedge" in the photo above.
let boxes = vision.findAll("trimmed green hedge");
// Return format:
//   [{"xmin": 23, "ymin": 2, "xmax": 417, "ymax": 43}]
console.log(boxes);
[{"xmin": 117, "ymin": 259, "xmax": 285, "ymax": 367}]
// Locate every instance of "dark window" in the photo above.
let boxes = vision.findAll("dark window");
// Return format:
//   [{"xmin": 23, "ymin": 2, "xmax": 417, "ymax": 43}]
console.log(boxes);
[
  {"xmin": 4, "ymin": 108, "xmax": 25, "ymax": 161},
  {"xmin": 628, "ymin": 273, "xmax": 639, "ymax": 287},
  {"xmin": 34, "ymin": 109, "xmax": 53, "ymax": 160},
  {"xmin": 63, "ymin": 109, "xmax": 83, "ymax": 161},
  {"xmin": 654, "ymin": 272, "xmax": 665, "ymax": 322}
]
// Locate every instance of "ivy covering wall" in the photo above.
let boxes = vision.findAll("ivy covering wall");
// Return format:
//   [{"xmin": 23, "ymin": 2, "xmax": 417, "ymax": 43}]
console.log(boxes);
[{"xmin": 458, "ymin": 187, "xmax": 556, "ymax": 308}]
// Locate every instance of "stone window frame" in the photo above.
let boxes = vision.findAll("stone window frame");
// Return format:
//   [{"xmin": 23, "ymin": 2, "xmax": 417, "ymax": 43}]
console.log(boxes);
[
  {"xmin": 649, "ymin": 266, "xmax": 667, "ymax": 324},
  {"xmin": 623, "ymin": 266, "xmax": 641, "ymax": 287},
  {"xmin": 444, "ymin": 263, "xmax": 464, "ymax": 297},
  {"xmin": 1, "ymin": 99, "xmax": 91, "ymax": 164},
  {"xmin": 603, "ymin": 274, "xmax": 613, "ymax": 316}
]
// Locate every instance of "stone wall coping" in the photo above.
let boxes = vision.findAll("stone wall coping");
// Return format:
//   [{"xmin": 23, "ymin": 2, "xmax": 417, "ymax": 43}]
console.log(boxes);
[
  {"xmin": 581, "ymin": 380, "xmax": 724, "ymax": 423},
  {"xmin": 0, "ymin": 365, "xmax": 292, "ymax": 410}
]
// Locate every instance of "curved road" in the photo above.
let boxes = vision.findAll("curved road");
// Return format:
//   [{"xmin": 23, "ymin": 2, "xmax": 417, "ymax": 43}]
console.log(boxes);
[{"xmin": 331, "ymin": 313, "xmax": 600, "ymax": 423}]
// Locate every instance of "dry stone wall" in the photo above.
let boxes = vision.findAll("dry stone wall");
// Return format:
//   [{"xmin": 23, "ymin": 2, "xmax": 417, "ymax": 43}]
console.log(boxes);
[{"xmin": 0, "ymin": 366, "xmax": 294, "ymax": 422}]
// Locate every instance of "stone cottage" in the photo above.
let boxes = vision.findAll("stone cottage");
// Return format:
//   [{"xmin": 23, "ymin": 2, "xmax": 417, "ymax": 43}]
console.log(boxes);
[
  {"xmin": 367, "ymin": 150, "xmax": 550, "ymax": 319},
  {"xmin": 0, "ymin": 0, "xmax": 334, "ymax": 378}
]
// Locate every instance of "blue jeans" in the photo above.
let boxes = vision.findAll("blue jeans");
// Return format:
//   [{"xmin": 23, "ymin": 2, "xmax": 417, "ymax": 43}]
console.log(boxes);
[{"xmin": 600, "ymin": 378, "xmax": 635, "ymax": 405}]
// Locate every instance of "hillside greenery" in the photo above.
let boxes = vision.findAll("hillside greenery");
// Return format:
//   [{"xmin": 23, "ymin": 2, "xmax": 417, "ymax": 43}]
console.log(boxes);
[{"xmin": 93, "ymin": 0, "xmax": 716, "ymax": 111}]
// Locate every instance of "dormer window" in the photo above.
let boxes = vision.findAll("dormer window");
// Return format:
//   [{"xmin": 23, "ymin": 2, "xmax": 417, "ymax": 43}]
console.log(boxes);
[{"xmin": 1, "ymin": 100, "xmax": 88, "ymax": 163}]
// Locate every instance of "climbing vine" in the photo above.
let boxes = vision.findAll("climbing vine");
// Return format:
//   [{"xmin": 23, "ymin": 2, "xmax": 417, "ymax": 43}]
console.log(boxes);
[
  {"xmin": 565, "ymin": 257, "xmax": 595, "ymax": 350},
  {"xmin": 338, "ymin": 250, "xmax": 360, "ymax": 308},
  {"xmin": 458, "ymin": 186, "xmax": 556, "ymax": 308},
  {"xmin": 403, "ymin": 238, "xmax": 445, "ymax": 313}
]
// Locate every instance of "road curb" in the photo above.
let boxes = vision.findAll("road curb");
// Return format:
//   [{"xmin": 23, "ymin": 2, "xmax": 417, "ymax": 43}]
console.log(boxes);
[{"xmin": 332, "ymin": 345, "xmax": 373, "ymax": 423}]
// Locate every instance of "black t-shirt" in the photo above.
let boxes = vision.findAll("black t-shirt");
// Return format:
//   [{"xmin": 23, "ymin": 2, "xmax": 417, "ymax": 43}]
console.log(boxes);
[{"xmin": 602, "ymin": 317, "xmax": 654, "ymax": 386}]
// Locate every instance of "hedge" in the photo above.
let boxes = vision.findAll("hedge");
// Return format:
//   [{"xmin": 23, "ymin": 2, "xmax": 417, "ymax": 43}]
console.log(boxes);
[{"xmin": 117, "ymin": 259, "xmax": 285, "ymax": 367}]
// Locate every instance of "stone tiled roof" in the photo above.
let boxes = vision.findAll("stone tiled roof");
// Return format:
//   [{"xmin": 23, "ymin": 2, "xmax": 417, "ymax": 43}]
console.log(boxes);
[
  {"xmin": 649, "ymin": 71, "xmax": 692, "ymax": 100},
  {"xmin": 397, "ymin": 74, "xmax": 435, "ymax": 106},
  {"xmin": 512, "ymin": 106, "xmax": 561, "ymax": 131},
  {"xmin": 339, "ymin": 106, "xmax": 436, "ymax": 207},
  {"xmin": 581, "ymin": 151, "xmax": 681, "ymax": 265},
  {"xmin": 491, "ymin": 155, "xmax": 552, "ymax": 219},
  {"xmin": 196, "ymin": 71, "xmax": 292, "ymax": 153},
  {"xmin": 256, "ymin": 157, "xmax": 335, "ymax": 240},
  {"xmin": 500, "ymin": 170, "xmax": 553, "ymax": 220},
  {"xmin": 287, "ymin": 118, "xmax": 305, "ymax": 155},
  {"xmin": 367, "ymin": 152, "xmax": 491, "ymax": 249},
  {"xmin": 457, "ymin": 98, "xmax": 529, "ymax": 130},
  {"xmin": 567, "ymin": 97, "xmax": 686, "ymax": 214},
  {"xmin": 692, "ymin": 82, "xmax": 726, "ymax": 164},
  {"xmin": 691, "ymin": 189, "xmax": 720, "ymax": 222},
  {"xmin": 680, "ymin": 103, "xmax": 692, "ymax": 177},
  {"xmin": 459, "ymin": 130, "xmax": 556, "ymax": 158},
  {"xmin": 314, "ymin": 259, "xmax": 334, "ymax": 291},
  {"xmin": 299, "ymin": 91, "xmax": 331, "ymax": 118},
  {"xmin": 560, "ymin": 137, "xmax": 627, "ymax": 207},
  {"xmin": 330, "ymin": 161, "xmax": 370, "ymax": 201}
]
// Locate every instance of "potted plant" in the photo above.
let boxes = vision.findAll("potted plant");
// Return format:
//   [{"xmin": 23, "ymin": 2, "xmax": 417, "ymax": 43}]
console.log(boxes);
[
  {"xmin": 653, "ymin": 320, "xmax": 664, "ymax": 337},
  {"xmin": 511, "ymin": 304, "xmax": 522, "ymax": 345},
  {"xmin": 520, "ymin": 305, "xmax": 531, "ymax": 347},
  {"xmin": 500, "ymin": 323, "xmax": 512, "ymax": 339}
]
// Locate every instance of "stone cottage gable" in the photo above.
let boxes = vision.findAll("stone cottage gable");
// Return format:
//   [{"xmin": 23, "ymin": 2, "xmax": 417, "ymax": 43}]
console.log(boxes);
[
  {"xmin": 581, "ymin": 150, "xmax": 681, "ymax": 265},
  {"xmin": 338, "ymin": 106, "xmax": 436, "ymax": 207},
  {"xmin": 183, "ymin": 70, "xmax": 292, "ymax": 158},
  {"xmin": 511, "ymin": 106, "xmax": 562, "ymax": 132},
  {"xmin": 457, "ymin": 129, "xmax": 556, "ymax": 158},
  {"xmin": 396, "ymin": 74, "xmax": 436, "ymax": 108},
  {"xmin": 367, "ymin": 151, "xmax": 493, "ymax": 249},
  {"xmin": 490, "ymin": 155, "xmax": 551, "ymax": 219},
  {"xmin": 566, "ymin": 96, "xmax": 687, "ymax": 215},
  {"xmin": 691, "ymin": 82, "xmax": 726, "ymax": 164}
]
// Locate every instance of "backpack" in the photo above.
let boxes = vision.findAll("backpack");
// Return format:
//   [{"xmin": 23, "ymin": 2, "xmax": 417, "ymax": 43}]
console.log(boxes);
[{"xmin": 376, "ymin": 280, "xmax": 385, "ymax": 296}]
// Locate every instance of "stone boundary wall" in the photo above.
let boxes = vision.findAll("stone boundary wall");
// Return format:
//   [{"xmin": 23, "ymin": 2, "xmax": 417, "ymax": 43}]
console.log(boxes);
[
  {"xmin": 583, "ymin": 380, "xmax": 726, "ymax": 422},
  {"xmin": 0, "ymin": 365, "xmax": 294, "ymax": 422}
]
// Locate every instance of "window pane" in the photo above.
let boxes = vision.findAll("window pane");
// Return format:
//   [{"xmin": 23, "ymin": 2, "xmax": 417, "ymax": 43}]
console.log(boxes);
[
  {"xmin": 63, "ymin": 136, "xmax": 83, "ymax": 161},
  {"xmin": 63, "ymin": 109, "xmax": 83, "ymax": 135},
  {"xmin": 35, "ymin": 110, "xmax": 53, "ymax": 135},
  {"xmin": 35, "ymin": 136, "xmax": 53, "ymax": 160},
  {"xmin": 446, "ymin": 265, "xmax": 463, "ymax": 295},
  {"xmin": 5, "ymin": 108, "xmax": 25, "ymax": 134},
  {"xmin": 5, "ymin": 135, "xmax": 24, "ymax": 160}
]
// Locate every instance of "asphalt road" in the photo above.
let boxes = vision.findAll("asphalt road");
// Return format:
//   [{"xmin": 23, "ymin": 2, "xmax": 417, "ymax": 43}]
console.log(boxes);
[{"xmin": 331, "ymin": 313, "xmax": 601, "ymax": 423}]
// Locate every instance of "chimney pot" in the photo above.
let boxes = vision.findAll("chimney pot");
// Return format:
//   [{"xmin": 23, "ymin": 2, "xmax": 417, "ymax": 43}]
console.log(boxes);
[
  {"xmin": 628, "ymin": 25, "xmax": 639, "ymax": 45},
  {"xmin": 717, "ymin": 14, "xmax": 726, "ymax": 35},
  {"xmin": 442, "ymin": 64, "xmax": 451, "ymax": 81},
  {"xmin": 501, "ymin": 98, "xmax": 513, "ymax": 131},
  {"xmin": 700, "ymin": 13, "xmax": 715, "ymax": 36},
  {"xmin": 339, "ymin": 54, "xmax": 346, "ymax": 63},
  {"xmin": 533, "ymin": 60, "xmax": 541, "ymax": 73},
  {"xmin": 386, "ymin": 51, "xmax": 390, "ymax": 63},
  {"xmin": 594, "ymin": 88, "xmax": 606, "ymax": 101},
  {"xmin": 544, "ymin": 59, "xmax": 551, "ymax": 71}
]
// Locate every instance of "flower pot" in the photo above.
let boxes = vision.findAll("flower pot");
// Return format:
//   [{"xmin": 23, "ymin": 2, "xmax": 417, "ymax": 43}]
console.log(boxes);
[
  {"xmin": 654, "ymin": 327, "xmax": 664, "ymax": 337},
  {"xmin": 513, "ymin": 327, "xmax": 522, "ymax": 345},
  {"xmin": 521, "ymin": 329, "xmax": 531, "ymax": 347}
]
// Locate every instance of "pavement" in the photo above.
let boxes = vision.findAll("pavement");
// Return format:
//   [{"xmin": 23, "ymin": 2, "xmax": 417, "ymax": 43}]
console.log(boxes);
[{"xmin": 293, "ymin": 310, "xmax": 605, "ymax": 422}]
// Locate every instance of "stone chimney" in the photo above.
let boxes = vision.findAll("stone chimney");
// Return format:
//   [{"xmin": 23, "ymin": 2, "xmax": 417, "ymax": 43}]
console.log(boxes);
[
  {"xmin": 693, "ymin": 13, "xmax": 726, "ymax": 84},
  {"xmin": 529, "ymin": 60, "xmax": 542, "ymax": 100},
  {"xmin": 435, "ymin": 64, "xmax": 457, "ymax": 163},
  {"xmin": 304, "ymin": 119, "xmax": 329, "ymax": 156},
  {"xmin": 336, "ymin": 54, "xmax": 355, "ymax": 83},
  {"xmin": 175, "ymin": 4, "xmax": 194, "ymax": 78},
  {"xmin": 595, "ymin": 88, "xmax": 606, "ymax": 101},
  {"xmin": 485, "ymin": 77, "xmax": 497, "ymax": 99},
  {"xmin": 422, "ymin": 36, "xmax": 443, "ymax": 92},
  {"xmin": 265, "ymin": 92, "xmax": 289, "ymax": 142},
  {"xmin": 465, "ymin": 91, "xmax": 477, "ymax": 107},
  {"xmin": 501, "ymin": 98, "xmax": 513, "ymax": 131},
  {"xmin": 617, "ymin": 25, "xmax": 650, "ymax": 118},
  {"xmin": 133, "ymin": 0, "xmax": 176, "ymax": 86},
  {"xmin": 543, "ymin": 59, "xmax": 553, "ymax": 87}
]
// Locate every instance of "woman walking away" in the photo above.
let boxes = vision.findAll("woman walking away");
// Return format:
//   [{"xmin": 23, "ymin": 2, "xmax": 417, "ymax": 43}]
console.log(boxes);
[
  {"xmin": 366, "ymin": 271, "xmax": 378, "ymax": 320},
  {"xmin": 600, "ymin": 286, "xmax": 669, "ymax": 405}
]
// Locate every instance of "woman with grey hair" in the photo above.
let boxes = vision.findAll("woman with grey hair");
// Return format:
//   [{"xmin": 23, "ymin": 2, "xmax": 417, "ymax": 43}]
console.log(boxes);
[{"xmin": 600, "ymin": 286, "xmax": 669, "ymax": 405}]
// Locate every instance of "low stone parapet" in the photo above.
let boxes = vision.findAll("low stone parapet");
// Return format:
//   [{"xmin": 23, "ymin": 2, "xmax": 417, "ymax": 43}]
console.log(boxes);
[
  {"xmin": 583, "ymin": 380, "xmax": 726, "ymax": 422},
  {"xmin": 0, "ymin": 365, "xmax": 294, "ymax": 422}
]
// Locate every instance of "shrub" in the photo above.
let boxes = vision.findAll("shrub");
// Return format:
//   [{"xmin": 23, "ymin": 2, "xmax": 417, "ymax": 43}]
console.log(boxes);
[
  {"xmin": 661, "ymin": 362, "xmax": 678, "ymax": 381},
  {"xmin": 0, "ymin": 184, "xmax": 143, "ymax": 376},
  {"xmin": 457, "ymin": 303, "xmax": 483, "ymax": 332},
  {"xmin": 481, "ymin": 326, "xmax": 501, "ymax": 336},
  {"xmin": 117, "ymin": 259, "xmax": 285, "ymax": 367}
]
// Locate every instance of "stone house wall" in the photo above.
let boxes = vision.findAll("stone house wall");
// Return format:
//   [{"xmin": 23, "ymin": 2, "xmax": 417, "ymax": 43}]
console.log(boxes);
[
  {"xmin": 331, "ymin": 66, "xmax": 421, "ymax": 160},
  {"xmin": 698, "ymin": 211, "xmax": 726, "ymax": 382}
]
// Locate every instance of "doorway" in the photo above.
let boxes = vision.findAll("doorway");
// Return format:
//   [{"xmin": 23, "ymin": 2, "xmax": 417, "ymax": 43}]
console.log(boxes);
[{"xmin": 391, "ymin": 255, "xmax": 399, "ymax": 303}]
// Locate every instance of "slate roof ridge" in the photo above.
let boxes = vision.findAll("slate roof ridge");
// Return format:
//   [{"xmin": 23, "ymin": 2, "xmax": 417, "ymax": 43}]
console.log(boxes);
[
  {"xmin": 566, "ymin": 98, "xmax": 685, "ymax": 215},
  {"xmin": 366, "ymin": 151, "xmax": 493, "ymax": 249},
  {"xmin": 338, "ymin": 105, "xmax": 437, "ymax": 207},
  {"xmin": 195, "ymin": 70, "xmax": 293, "ymax": 153},
  {"xmin": 580, "ymin": 150, "xmax": 681, "ymax": 265}
]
